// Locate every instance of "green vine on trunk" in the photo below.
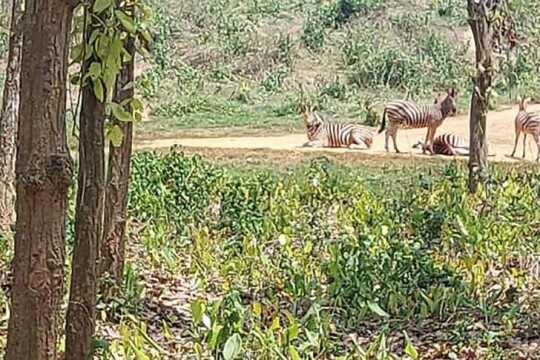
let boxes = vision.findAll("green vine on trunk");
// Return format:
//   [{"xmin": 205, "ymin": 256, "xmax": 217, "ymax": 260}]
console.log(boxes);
[{"xmin": 69, "ymin": 0, "xmax": 153, "ymax": 146}]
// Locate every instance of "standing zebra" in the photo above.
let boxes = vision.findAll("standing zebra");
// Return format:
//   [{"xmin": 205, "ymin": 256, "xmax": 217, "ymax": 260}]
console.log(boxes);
[
  {"xmin": 300, "ymin": 104, "xmax": 373, "ymax": 149},
  {"xmin": 378, "ymin": 87, "xmax": 459, "ymax": 154},
  {"xmin": 511, "ymin": 96, "xmax": 540, "ymax": 161},
  {"xmin": 412, "ymin": 133, "xmax": 469, "ymax": 156}
]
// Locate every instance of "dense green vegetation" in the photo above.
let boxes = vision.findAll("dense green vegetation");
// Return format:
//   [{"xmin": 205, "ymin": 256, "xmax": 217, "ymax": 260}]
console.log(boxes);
[
  {"xmin": 4, "ymin": 151, "xmax": 538, "ymax": 358},
  {"xmin": 131, "ymin": 0, "xmax": 540, "ymax": 136}
]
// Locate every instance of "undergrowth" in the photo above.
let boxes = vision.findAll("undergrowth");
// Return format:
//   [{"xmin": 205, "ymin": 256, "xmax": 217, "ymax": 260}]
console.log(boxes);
[{"xmin": 54, "ymin": 150, "xmax": 540, "ymax": 359}]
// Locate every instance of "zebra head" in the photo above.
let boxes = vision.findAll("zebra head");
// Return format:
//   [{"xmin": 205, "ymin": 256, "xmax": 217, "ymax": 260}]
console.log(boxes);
[
  {"xmin": 518, "ymin": 95, "xmax": 532, "ymax": 111},
  {"xmin": 437, "ymin": 87, "xmax": 459, "ymax": 117},
  {"xmin": 302, "ymin": 104, "xmax": 324, "ymax": 130},
  {"xmin": 412, "ymin": 139, "xmax": 426, "ymax": 150}
]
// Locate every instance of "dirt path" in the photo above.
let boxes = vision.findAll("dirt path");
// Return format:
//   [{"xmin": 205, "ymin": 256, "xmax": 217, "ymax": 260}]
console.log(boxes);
[{"xmin": 134, "ymin": 104, "xmax": 540, "ymax": 163}]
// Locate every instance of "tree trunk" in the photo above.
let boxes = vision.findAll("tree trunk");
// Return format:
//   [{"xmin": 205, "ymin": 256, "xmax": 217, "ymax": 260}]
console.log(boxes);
[
  {"xmin": 65, "ymin": 7, "xmax": 106, "ymax": 360},
  {"xmin": 100, "ymin": 10, "xmax": 135, "ymax": 298},
  {"xmin": 467, "ymin": 0, "xmax": 492, "ymax": 194},
  {"xmin": 0, "ymin": 0, "xmax": 23, "ymax": 230},
  {"xmin": 5, "ymin": 0, "xmax": 75, "ymax": 358}
]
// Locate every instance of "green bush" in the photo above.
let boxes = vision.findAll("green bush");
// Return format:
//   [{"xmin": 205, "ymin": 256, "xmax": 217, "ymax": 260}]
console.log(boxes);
[{"xmin": 123, "ymin": 150, "xmax": 540, "ymax": 357}]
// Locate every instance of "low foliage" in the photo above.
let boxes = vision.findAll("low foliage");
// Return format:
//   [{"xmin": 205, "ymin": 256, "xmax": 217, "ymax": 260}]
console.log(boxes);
[{"xmin": 90, "ymin": 150, "xmax": 540, "ymax": 358}]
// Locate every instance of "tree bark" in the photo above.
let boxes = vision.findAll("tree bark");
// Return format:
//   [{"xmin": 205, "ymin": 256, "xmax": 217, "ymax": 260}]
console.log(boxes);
[
  {"xmin": 65, "ymin": 7, "xmax": 106, "ymax": 360},
  {"xmin": 5, "ymin": 0, "xmax": 75, "ymax": 357},
  {"xmin": 99, "ymin": 9, "xmax": 135, "ymax": 298},
  {"xmin": 0, "ymin": 0, "xmax": 23, "ymax": 230},
  {"xmin": 468, "ymin": 0, "xmax": 492, "ymax": 194}
]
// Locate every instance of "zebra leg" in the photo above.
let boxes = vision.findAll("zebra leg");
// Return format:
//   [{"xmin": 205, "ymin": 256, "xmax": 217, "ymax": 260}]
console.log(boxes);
[
  {"xmin": 428, "ymin": 127, "xmax": 438, "ymax": 155},
  {"xmin": 350, "ymin": 132, "xmax": 370, "ymax": 150},
  {"xmin": 348, "ymin": 143, "xmax": 364, "ymax": 150},
  {"xmin": 422, "ymin": 128, "xmax": 431, "ymax": 155},
  {"xmin": 389, "ymin": 124, "xmax": 400, "ymax": 153},
  {"xmin": 452, "ymin": 147, "xmax": 469, "ymax": 156},
  {"xmin": 522, "ymin": 133, "xmax": 527, "ymax": 158},
  {"xmin": 303, "ymin": 140, "xmax": 326, "ymax": 148},
  {"xmin": 534, "ymin": 134, "xmax": 540, "ymax": 161},
  {"xmin": 384, "ymin": 129, "xmax": 390, "ymax": 152},
  {"xmin": 510, "ymin": 130, "xmax": 520, "ymax": 157}
]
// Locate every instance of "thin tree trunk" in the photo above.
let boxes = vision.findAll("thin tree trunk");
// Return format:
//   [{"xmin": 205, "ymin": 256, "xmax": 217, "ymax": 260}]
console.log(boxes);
[
  {"xmin": 5, "ymin": 0, "xmax": 75, "ymax": 357},
  {"xmin": 65, "ymin": 6, "xmax": 106, "ymax": 359},
  {"xmin": 0, "ymin": 0, "xmax": 23, "ymax": 230},
  {"xmin": 100, "ymin": 8, "xmax": 135, "ymax": 298},
  {"xmin": 468, "ymin": 0, "xmax": 492, "ymax": 194}
]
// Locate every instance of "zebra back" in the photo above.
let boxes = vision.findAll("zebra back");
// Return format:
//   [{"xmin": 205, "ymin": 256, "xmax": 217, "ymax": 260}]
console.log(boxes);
[
  {"xmin": 515, "ymin": 97, "xmax": 540, "ymax": 134},
  {"xmin": 385, "ymin": 88, "xmax": 458, "ymax": 129}
]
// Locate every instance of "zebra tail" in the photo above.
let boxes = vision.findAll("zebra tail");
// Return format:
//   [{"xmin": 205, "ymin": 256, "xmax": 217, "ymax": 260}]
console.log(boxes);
[{"xmin": 378, "ymin": 109, "xmax": 387, "ymax": 134}]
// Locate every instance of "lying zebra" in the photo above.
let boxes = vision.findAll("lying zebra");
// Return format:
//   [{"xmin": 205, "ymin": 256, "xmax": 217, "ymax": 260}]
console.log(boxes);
[
  {"xmin": 413, "ymin": 133, "xmax": 496, "ymax": 157},
  {"xmin": 412, "ymin": 133, "xmax": 470, "ymax": 156},
  {"xmin": 301, "ymin": 104, "xmax": 373, "ymax": 149}
]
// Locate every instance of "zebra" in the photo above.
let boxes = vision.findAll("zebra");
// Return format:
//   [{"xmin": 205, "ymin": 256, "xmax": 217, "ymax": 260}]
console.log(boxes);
[
  {"xmin": 300, "ymin": 104, "xmax": 373, "ymax": 149},
  {"xmin": 510, "ymin": 96, "xmax": 540, "ymax": 161},
  {"xmin": 412, "ymin": 133, "xmax": 470, "ymax": 156},
  {"xmin": 378, "ymin": 87, "xmax": 459, "ymax": 154}
]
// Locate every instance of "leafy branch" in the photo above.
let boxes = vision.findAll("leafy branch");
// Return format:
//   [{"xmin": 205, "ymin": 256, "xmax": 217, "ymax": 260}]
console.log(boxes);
[{"xmin": 69, "ymin": 0, "xmax": 153, "ymax": 145}]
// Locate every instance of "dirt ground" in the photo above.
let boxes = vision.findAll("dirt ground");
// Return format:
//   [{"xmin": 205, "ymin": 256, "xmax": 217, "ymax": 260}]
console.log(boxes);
[{"xmin": 134, "ymin": 103, "xmax": 540, "ymax": 163}]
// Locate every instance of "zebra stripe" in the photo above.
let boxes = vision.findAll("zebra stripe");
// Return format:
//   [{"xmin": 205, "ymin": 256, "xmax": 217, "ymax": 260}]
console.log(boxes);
[
  {"xmin": 511, "ymin": 97, "xmax": 540, "ymax": 161},
  {"xmin": 378, "ymin": 87, "xmax": 459, "ymax": 154},
  {"xmin": 413, "ymin": 133, "xmax": 469, "ymax": 156},
  {"xmin": 302, "ymin": 106, "xmax": 373, "ymax": 149}
]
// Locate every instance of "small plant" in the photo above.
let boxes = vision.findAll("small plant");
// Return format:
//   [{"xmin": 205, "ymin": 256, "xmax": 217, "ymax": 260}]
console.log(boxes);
[
  {"xmin": 361, "ymin": 97, "xmax": 379, "ymax": 126},
  {"xmin": 302, "ymin": 15, "xmax": 325, "ymax": 52},
  {"xmin": 261, "ymin": 66, "xmax": 288, "ymax": 93},
  {"xmin": 318, "ymin": 77, "xmax": 347, "ymax": 100}
]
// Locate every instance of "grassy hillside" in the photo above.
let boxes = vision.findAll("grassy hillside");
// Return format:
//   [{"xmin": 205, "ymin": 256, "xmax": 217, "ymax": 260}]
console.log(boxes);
[{"xmin": 133, "ymin": 0, "xmax": 540, "ymax": 138}]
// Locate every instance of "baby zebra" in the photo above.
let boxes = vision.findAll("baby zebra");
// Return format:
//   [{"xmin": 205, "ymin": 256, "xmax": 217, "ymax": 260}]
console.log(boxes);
[
  {"xmin": 412, "ymin": 133, "xmax": 469, "ymax": 156},
  {"xmin": 510, "ymin": 96, "xmax": 540, "ymax": 161},
  {"xmin": 378, "ymin": 87, "xmax": 459, "ymax": 154},
  {"xmin": 301, "ymin": 104, "xmax": 373, "ymax": 149}
]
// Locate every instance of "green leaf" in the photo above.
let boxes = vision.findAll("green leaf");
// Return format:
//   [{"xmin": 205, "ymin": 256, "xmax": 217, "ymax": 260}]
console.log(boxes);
[
  {"xmin": 134, "ymin": 112, "xmax": 143, "ymax": 122},
  {"xmin": 287, "ymin": 322, "xmax": 299, "ymax": 341},
  {"xmin": 102, "ymin": 68, "xmax": 117, "ymax": 99},
  {"xmin": 93, "ymin": 0, "xmax": 112, "ymax": 13},
  {"xmin": 252, "ymin": 301, "xmax": 261, "ymax": 316},
  {"xmin": 106, "ymin": 124, "xmax": 123, "ymax": 147},
  {"xmin": 190, "ymin": 299, "xmax": 205, "ymax": 324},
  {"xmin": 109, "ymin": 102, "xmax": 133, "ymax": 122},
  {"xmin": 88, "ymin": 62, "xmax": 101, "ymax": 80},
  {"xmin": 193, "ymin": 343, "xmax": 203, "ymax": 358},
  {"xmin": 115, "ymin": 10, "xmax": 136, "ymax": 33},
  {"xmin": 289, "ymin": 346, "xmax": 301, "ymax": 360},
  {"xmin": 162, "ymin": 320, "xmax": 172, "ymax": 339},
  {"xmin": 403, "ymin": 332, "xmax": 419, "ymax": 360},
  {"xmin": 131, "ymin": 343, "xmax": 151, "ymax": 360},
  {"xmin": 223, "ymin": 333, "xmax": 242, "ymax": 360},
  {"xmin": 96, "ymin": 34, "xmax": 112, "ymax": 60},
  {"xmin": 89, "ymin": 29, "xmax": 101, "ymax": 45},
  {"xmin": 140, "ymin": 29, "xmax": 153, "ymax": 43},
  {"xmin": 209, "ymin": 324, "xmax": 223, "ymax": 349},
  {"xmin": 131, "ymin": 98, "xmax": 143, "ymax": 111},
  {"xmin": 270, "ymin": 316, "xmax": 280, "ymax": 331},
  {"xmin": 367, "ymin": 302, "xmax": 389, "ymax": 318},
  {"xmin": 70, "ymin": 44, "xmax": 83, "ymax": 63},
  {"xmin": 93, "ymin": 79, "xmax": 104, "ymax": 102}
]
